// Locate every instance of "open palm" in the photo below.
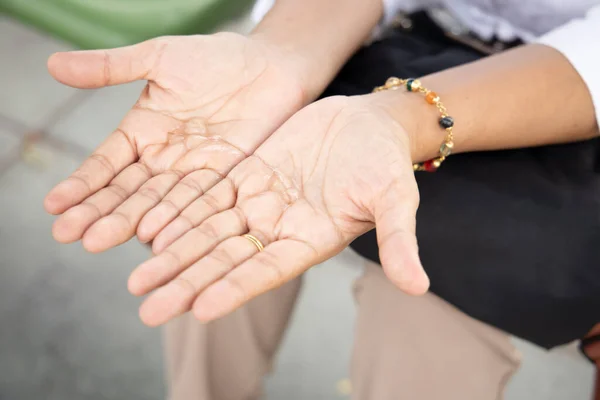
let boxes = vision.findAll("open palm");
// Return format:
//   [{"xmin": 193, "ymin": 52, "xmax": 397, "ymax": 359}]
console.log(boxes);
[
  {"xmin": 128, "ymin": 95, "xmax": 430, "ymax": 326},
  {"xmin": 44, "ymin": 33, "xmax": 306, "ymax": 252}
]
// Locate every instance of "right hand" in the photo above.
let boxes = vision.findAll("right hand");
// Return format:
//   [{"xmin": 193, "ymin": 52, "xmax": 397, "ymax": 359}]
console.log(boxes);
[
  {"xmin": 44, "ymin": 32, "xmax": 308, "ymax": 253},
  {"xmin": 127, "ymin": 94, "xmax": 429, "ymax": 326}
]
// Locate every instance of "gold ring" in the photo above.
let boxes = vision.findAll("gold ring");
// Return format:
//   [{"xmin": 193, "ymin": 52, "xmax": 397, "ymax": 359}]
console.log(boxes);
[{"xmin": 243, "ymin": 234, "xmax": 264, "ymax": 252}]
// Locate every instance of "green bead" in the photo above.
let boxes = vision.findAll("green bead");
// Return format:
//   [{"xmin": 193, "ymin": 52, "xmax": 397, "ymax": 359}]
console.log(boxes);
[
  {"xmin": 406, "ymin": 79, "xmax": 415, "ymax": 92},
  {"xmin": 440, "ymin": 141, "xmax": 454, "ymax": 157}
]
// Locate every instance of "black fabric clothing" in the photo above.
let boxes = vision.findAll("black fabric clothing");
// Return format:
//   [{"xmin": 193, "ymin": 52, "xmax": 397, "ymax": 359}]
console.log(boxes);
[{"xmin": 321, "ymin": 14, "xmax": 600, "ymax": 349}]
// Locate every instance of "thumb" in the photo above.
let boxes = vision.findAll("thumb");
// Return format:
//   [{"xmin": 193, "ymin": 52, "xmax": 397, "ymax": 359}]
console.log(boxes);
[
  {"xmin": 373, "ymin": 178, "xmax": 430, "ymax": 296},
  {"xmin": 47, "ymin": 39, "xmax": 160, "ymax": 89}
]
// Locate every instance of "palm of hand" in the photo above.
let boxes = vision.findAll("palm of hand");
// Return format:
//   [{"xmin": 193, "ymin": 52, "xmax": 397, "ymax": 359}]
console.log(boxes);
[
  {"xmin": 44, "ymin": 33, "xmax": 305, "ymax": 252},
  {"xmin": 130, "ymin": 96, "xmax": 428, "ymax": 326}
]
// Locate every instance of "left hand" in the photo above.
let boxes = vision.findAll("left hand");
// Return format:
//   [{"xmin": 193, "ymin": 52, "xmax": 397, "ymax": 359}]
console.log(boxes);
[
  {"xmin": 43, "ymin": 33, "xmax": 308, "ymax": 252},
  {"xmin": 128, "ymin": 93, "xmax": 430, "ymax": 326}
]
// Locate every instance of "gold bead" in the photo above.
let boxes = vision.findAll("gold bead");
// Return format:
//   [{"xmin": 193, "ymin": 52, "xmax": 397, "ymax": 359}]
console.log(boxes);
[
  {"xmin": 440, "ymin": 141, "xmax": 454, "ymax": 157},
  {"xmin": 413, "ymin": 163, "xmax": 420, "ymax": 171},
  {"xmin": 385, "ymin": 77, "xmax": 402, "ymax": 88},
  {"xmin": 410, "ymin": 79, "xmax": 422, "ymax": 91},
  {"xmin": 432, "ymin": 159, "xmax": 442, "ymax": 168}
]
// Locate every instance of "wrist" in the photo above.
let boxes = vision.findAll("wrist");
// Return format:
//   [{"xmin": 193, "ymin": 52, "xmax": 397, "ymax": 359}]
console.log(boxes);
[
  {"xmin": 248, "ymin": 31, "xmax": 322, "ymax": 103},
  {"xmin": 367, "ymin": 90, "xmax": 442, "ymax": 163},
  {"xmin": 249, "ymin": 0, "xmax": 383, "ymax": 103},
  {"xmin": 249, "ymin": 29, "xmax": 341, "ymax": 104}
]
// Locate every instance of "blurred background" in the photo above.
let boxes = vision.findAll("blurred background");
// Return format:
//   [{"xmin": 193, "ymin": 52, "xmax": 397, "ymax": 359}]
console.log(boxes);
[{"xmin": 0, "ymin": 1, "xmax": 596, "ymax": 399}]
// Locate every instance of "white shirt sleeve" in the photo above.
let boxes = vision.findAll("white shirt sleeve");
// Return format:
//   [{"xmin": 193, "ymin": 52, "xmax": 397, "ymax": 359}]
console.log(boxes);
[
  {"xmin": 251, "ymin": 0, "xmax": 274, "ymax": 23},
  {"xmin": 251, "ymin": 0, "xmax": 421, "ymax": 27},
  {"xmin": 251, "ymin": 0, "xmax": 414, "ymax": 39},
  {"xmin": 537, "ymin": 6, "xmax": 600, "ymax": 129}
]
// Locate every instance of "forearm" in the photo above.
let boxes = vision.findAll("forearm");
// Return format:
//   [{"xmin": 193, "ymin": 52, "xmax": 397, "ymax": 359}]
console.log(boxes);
[
  {"xmin": 376, "ymin": 44, "xmax": 599, "ymax": 162},
  {"xmin": 251, "ymin": 0, "xmax": 383, "ymax": 102}
]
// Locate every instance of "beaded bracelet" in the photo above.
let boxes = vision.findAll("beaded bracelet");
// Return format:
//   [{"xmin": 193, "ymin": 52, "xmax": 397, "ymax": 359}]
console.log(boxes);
[{"xmin": 373, "ymin": 77, "xmax": 454, "ymax": 172}]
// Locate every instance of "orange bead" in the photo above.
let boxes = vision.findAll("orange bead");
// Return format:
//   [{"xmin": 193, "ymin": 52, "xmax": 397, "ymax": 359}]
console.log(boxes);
[{"xmin": 426, "ymin": 92, "xmax": 440, "ymax": 104}]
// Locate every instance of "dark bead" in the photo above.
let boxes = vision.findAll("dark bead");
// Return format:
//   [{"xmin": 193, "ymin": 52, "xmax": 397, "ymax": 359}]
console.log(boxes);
[
  {"xmin": 439, "ymin": 116, "xmax": 454, "ymax": 129},
  {"xmin": 406, "ymin": 78, "xmax": 415, "ymax": 92}
]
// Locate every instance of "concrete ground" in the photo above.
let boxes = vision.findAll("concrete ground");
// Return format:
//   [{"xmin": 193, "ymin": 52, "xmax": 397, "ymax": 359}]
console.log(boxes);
[{"xmin": 0, "ymin": 13, "xmax": 595, "ymax": 400}]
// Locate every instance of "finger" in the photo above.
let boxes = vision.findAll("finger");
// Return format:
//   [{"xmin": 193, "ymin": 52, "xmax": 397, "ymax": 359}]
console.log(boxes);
[
  {"xmin": 81, "ymin": 171, "xmax": 182, "ymax": 253},
  {"xmin": 138, "ymin": 234, "xmax": 264, "ymax": 327},
  {"xmin": 129, "ymin": 207, "xmax": 248, "ymax": 296},
  {"xmin": 374, "ymin": 180, "xmax": 429, "ymax": 296},
  {"xmin": 51, "ymin": 163, "xmax": 151, "ymax": 243},
  {"xmin": 137, "ymin": 169, "xmax": 223, "ymax": 243},
  {"xmin": 44, "ymin": 129, "xmax": 137, "ymax": 215},
  {"xmin": 151, "ymin": 178, "xmax": 237, "ymax": 254},
  {"xmin": 192, "ymin": 239, "xmax": 318, "ymax": 322},
  {"xmin": 47, "ymin": 39, "xmax": 160, "ymax": 88}
]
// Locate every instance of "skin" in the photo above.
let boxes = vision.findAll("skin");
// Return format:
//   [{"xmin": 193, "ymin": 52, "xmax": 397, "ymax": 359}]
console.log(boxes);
[
  {"xmin": 44, "ymin": 2, "xmax": 598, "ymax": 326},
  {"xmin": 128, "ymin": 44, "xmax": 598, "ymax": 327},
  {"xmin": 129, "ymin": 95, "xmax": 426, "ymax": 326},
  {"xmin": 44, "ymin": 33, "xmax": 307, "ymax": 252},
  {"xmin": 44, "ymin": 0, "xmax": 383, "ymax": 254}
]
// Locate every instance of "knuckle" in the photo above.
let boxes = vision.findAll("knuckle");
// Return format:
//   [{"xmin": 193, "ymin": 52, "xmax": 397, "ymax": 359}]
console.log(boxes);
[
  {"xmin": 209, "ymin": 248, "xmax": 236, "ymax": 267},
  {"xmin": 107, "ymin": 184, "xmax": 129, "ymax": 202},
  {"xmin": 111, "ymin": 211, "xmax": 133, "ymax": 231},
  {"xmin": 198, "ymin": 221, "xmax": 220, "ymax": 239},
  {"xmin": 171, "ymin": 276, "xmax": 198, "ymax": 296},
  {"xmin": 255, "ymin": 251, "xmax": 284, "ymax": 287},
  {"xmin": 114, "ymin": 129, "xmax": 138, "ymax": 157},
  {"xmin": 102, "ymin": 50, "xmax": 112, "ymax": 86},
  {"xmin": 88, "ymin": 153, "xmax": 116, "ymax": 176},
  {"xmin": 222, "ymin": 275, "xmax": 248, "ymax": 302},
  {"xmin": 138, "ymin": 187, "xmax": 163, "ymax": 203},
  {"xmin": 163, "ymin": 249, "xmax": 183, "ymax": 268},
  {"xmin": 81, "ymin": 201, "xmax": 103, "ymax": 219},
  {"xmin": 254, "ymin": 228, "xmax": 275, "ymax": 246},
  {"xmin": 179, "ymin": 178, "xmax": 204, "ymax": 197},
  {"xmin": 230, "ymin": 207, "xmax": 248, "ymax": 231},
  {"xmin": 160, "ymin": 199, "xmax": 179, "ymax": 212},
  {"xmin": 164, "ymin": 169, "xmax": 185, "ymax": 180},
  {"xmin": 177, "ymin": 214, "xmax": 196, "ymax": 230},
  {"xmin": 201, "ymin": 193, "xmax": 221, "ymax": 214},
  {"xmin": 68, "ymin": 174, "xmax": 92, "ymax": 192},
  {"xmin": 132, "ymin": 162, "xmax": 152, "ymax": 178}
]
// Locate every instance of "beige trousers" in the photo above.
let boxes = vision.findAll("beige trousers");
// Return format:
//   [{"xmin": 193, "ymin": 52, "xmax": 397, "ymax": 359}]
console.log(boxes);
[{"xmin": 164, "ymin": 261, "xmax": 522, "ymax": 400}]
